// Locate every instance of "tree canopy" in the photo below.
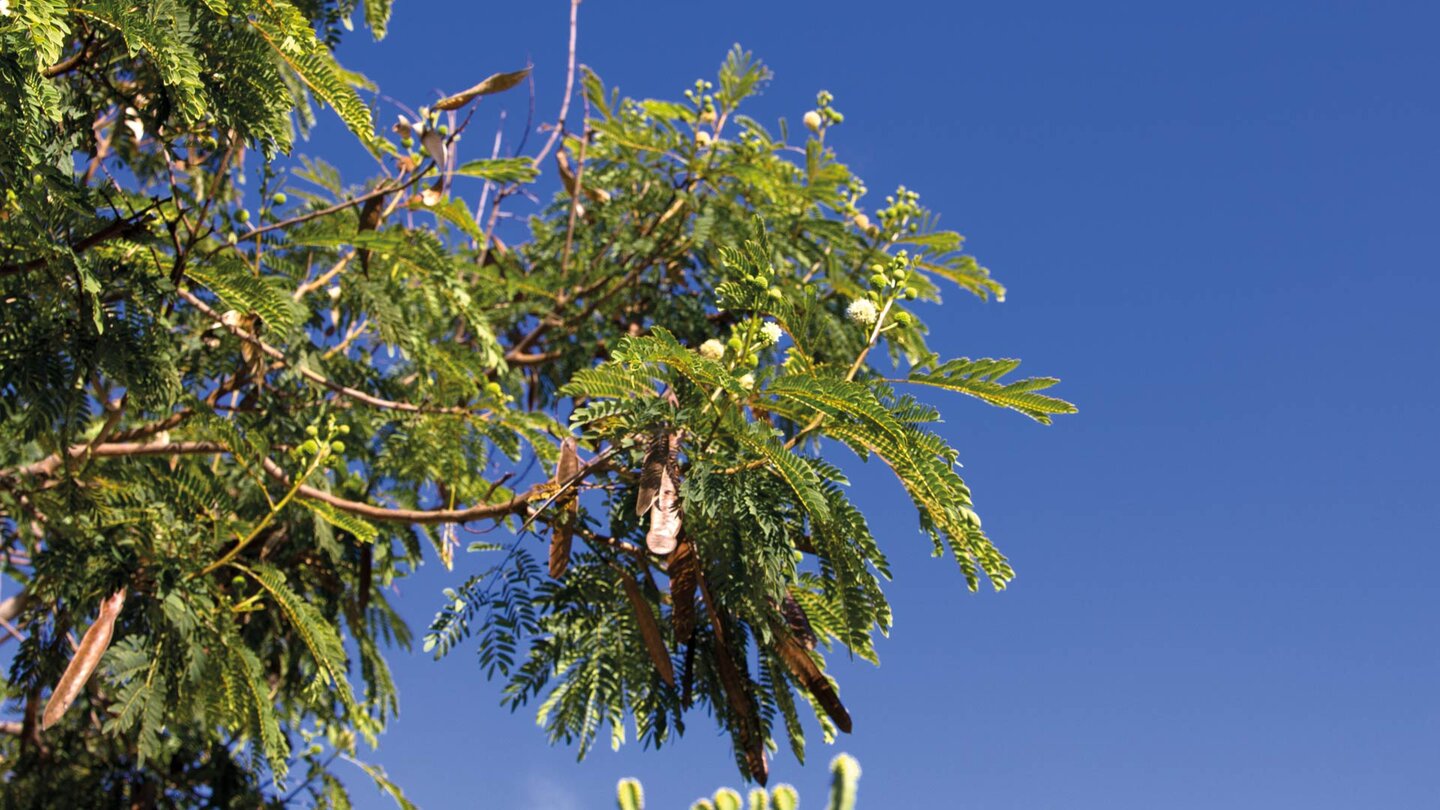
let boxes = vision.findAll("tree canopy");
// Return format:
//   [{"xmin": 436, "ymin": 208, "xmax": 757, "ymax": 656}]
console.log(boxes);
[{"xmin": 0, "ymin": 0, "xmax": 1073, "ymax": 805}]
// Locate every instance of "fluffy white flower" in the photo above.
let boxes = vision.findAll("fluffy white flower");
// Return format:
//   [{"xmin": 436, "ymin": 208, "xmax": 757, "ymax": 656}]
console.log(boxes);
[
  {"xmin": 698, "ymin": 338, "xmax": 725, "ymax": 360},
  {"xmin": 803, "ymin": 110, "xmax": 823, "ymax": 132},
  {"xmin": 759, "ymin": 321, "xmax": 783, "ymax": 346},
  {"xmin": 846, "ymin": 298, "xmax": 878, "ymax": 325},
  {"xmin": 738, "ymin": 373, "xmax": 756, "ymax": 391}
]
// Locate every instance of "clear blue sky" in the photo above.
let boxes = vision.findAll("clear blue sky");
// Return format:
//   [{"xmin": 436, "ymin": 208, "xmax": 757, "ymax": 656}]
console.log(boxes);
[{"xmin": 306, "ymin": 2, "xmax": 1440, "ymax": 807}]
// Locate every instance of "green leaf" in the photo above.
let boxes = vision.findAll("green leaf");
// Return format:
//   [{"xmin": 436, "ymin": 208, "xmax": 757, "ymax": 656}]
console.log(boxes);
[
  {"xmin": 452, "ymin": 157, "xmax": 540, "ymax": 184},
  {"xmin": 906, "ymin": 358, "xmax": 1076, "ymax": 424}
]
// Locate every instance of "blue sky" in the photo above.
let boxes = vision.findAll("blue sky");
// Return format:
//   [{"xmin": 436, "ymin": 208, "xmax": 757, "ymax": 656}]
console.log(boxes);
[{"xmin": 303, "ymin": 2, "xmax": 1440, "ymax": 807}]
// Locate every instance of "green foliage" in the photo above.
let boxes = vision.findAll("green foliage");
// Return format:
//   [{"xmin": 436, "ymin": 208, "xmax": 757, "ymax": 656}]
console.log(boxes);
[{"xmin": 0, "ymin": 2, "xmax": 1071, "ymax": 804}]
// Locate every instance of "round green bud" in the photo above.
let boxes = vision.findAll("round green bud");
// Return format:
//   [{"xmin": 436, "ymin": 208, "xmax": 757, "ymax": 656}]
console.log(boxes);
[
  {"xmin": 230, "ymin": 575, "xmax": 247, "ymax": 591},
  {"xmin": 904, "ymin": 286, "xmax": 918, "ymax": 299},
  {"xmin": 485, "ymin": 381, "xmax": 503, "ymax": 396},
  {"xmin": 330, "ymin": 441, "xmax": 345, "ymax": 453},
  {"xmin": 895, "ymin": 311, "xmax": 915, "ymax": 326},
  {"xmin": 438, "ymin": 125, "xmax": 449, "ymax": 136},
  {"xmin": 305, "ymin": 425, "xmax": 319, "ymax": 437},
  {"xmin": 236, "ymin": 209, "xmax": 250, "ymax": 223},
  {"xmin": 299, "ymin": 439, "xmax": 319, "ymax": 454},
  {"xmin": 337, "ymin": 424, "xmax": 351, "ymax": 435},
  {"xmin": 746, "ymin": 352, "xmax": 759, "ymax": 367},
  {"xmin": 870, "ymin": 273, "xmax": 888, "ymax": 288},
  {"xmin": 271, "ymin": 192, "xmax": 287, "ymax": 206},
  {"xmin": 726, "ymin": 336, "xmax": 744, "ymax": 353}
]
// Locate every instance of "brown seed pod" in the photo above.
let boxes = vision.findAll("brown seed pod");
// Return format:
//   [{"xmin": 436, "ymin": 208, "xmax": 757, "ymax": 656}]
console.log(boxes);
[
  {"xmin": 620, "ymin": 572, "xmax": 675, "ymax": 687},
  {"xmin": 43, "ymin": 589, "xmax": 126, "ymax": 730}
]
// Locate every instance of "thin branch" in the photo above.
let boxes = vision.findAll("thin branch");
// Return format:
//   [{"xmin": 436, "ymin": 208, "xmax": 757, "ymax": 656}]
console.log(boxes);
[
  {"xmin": 532, "ymin": 0, "xmax": 582, "ymax": 170},
  {"xmin": 239, "ymin": 166, "xmax": 431, "ymax": 243}
]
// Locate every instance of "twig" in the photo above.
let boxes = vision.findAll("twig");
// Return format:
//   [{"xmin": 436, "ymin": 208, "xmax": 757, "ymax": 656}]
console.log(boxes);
[{"xmin": 532, "ymin": 0, "xmax": 583, "ymax": 170}]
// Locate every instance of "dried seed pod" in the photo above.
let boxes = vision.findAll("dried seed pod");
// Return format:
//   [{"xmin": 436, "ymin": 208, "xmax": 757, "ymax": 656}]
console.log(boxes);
[
  {"xmin": 774, "ymin": 626, "xmax": 852, "ymax": 734},
  {"xmin": 638, "ymin": 431, "xmax": 682, "ymax": 555},
  {"xmin": 668, "ymin": 539, "xmax": 698, "ymax": 643},
  {"xmin": 699, "ymin": 569, "xmax": 767, "ymax": 785},
  {"xmin": 549, "ymin": 437, "xmax": 581, "ymax": 578},
  {"xmin": 43, "ymin": 589, "xmax": 126, "ymax": 730},
  {"xmin": 780, "ymin": 590, "xmax": 817, "ymax": 651},
  {"xmin": 620, "ymin": 572, "xmax": 675, "ymax": 687}
]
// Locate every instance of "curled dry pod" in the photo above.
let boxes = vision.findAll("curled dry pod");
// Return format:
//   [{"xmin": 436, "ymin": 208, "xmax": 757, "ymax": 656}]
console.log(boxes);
[
  {"xmin": 620, "ymin": 571, "xmax": 675, "ymax": 687},
  {"xmin": 638, "ymin": 431, "xmax": 682, "ymax": 555},
  {"xmin": 43, "ymin": 588, "xmax": 126, "ymax": 730},
  {"xmin": 549, "ymin": 437, "xmax": 581, "ymax": 578}
]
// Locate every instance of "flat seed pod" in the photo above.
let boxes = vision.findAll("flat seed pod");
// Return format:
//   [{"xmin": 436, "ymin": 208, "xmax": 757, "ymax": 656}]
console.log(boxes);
[
  {"xmin": 668, "ymin": 539, "xmax": 698, "ymax": 643},
  {"xmin": 781, "ymin": 590, "xmax": 817, "ymax": 650},
  {"xmin": 433, "ymin": 67, "xmax": 532, "ymax": 111},
  {"xmin": 774, "ymin": 627, "xmax": 852, "ymax": 734},
  {"xmin": 549, "ymin": 438, "xmax": 581, "ymax": 578},
  {"xmin": 43, "ymin": 589, "xmax": 126, "ymax": 730},
  {"xmin": 620, "ymin": 572, "xmax": 675, "ymax": 687}
]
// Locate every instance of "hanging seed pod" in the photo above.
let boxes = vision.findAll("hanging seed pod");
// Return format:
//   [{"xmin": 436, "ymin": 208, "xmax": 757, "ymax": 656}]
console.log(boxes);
[
  {"xmin": 638, "ymin": 431, "xmax": 682, "ymax": 554},
  {"xmin": 43, "ymin": 588, "xmax": 126, "ymax": 730},
  {"xmin": 699, "ymin": 569, "xmax": 767, "ymax": 785},
  {"xmin": 780, "ymin": 590, "xmax": 817, "ymax": 651},
  {"xmin": 620, "ymin": 572, "xmax": 675, "ymax": 687},
  {"xmin": 549, "ymin": 437, "xmax": 581, "ymax": 578},
  {"xmin": 773, "ymin": 624, "xmax": 852, "ymax": 734},
  {"xmin": 668, "ymin": 539, "xmax": 698, "ymax": 643}
]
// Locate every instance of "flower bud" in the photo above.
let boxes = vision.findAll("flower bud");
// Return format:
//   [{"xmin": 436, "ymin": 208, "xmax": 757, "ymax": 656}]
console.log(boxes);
[{"xmin": 852, "ymin": 213, "xmax": 870, "ymax": 231}]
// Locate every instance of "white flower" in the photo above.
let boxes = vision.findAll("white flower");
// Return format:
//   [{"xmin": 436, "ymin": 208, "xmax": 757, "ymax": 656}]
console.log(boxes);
[
  {"xmin": 846, "ymin": 298, "xmax": 878, "ymax": 325},
  {"xmin": 698, "ymin": 338, "xmax": 725, "ymax": 360},
  {"xmin": 0, "ymin": 0, "xmax": 10, "ymax": 16},
  {"xmin": 759, "ymin": 321, "xmax": 783, "ymax": 346},
  {"xmin": 803, "ymin": 110, "xmax": 823, "ymax": 133},
  {"xmin": 695, "ymin": 131, "xmax": 712, "ymax": 148},
  {"xmin": 738, "ymin": 373, "xmax": 756, "ymax": 391}
]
